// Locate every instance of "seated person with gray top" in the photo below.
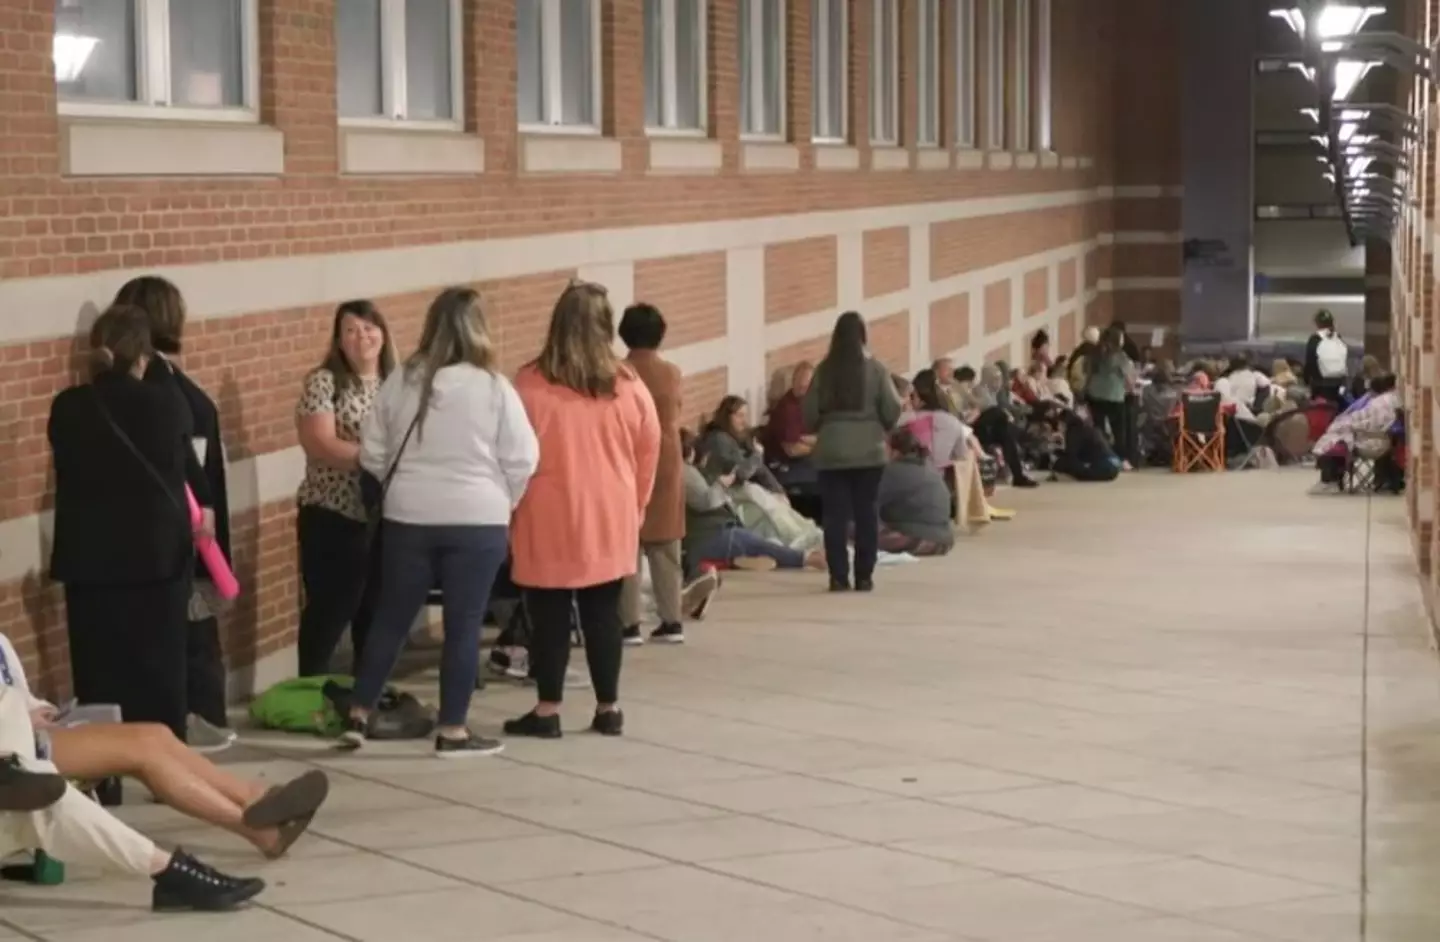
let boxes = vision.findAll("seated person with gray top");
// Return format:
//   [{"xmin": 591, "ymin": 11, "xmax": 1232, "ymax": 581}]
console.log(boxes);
[
  {"xmin": 682, "ymin": 431, "xmax": 824, "ymax": 575},
  {"xmin": 877, "ymin": 428, "xmax": 955, "ymax": 557}
]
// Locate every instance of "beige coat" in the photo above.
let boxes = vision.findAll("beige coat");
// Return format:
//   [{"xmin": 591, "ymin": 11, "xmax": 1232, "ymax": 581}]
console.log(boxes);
[{"xmin": 627, "ymin": 350, "xmax": 685, "ymax": 543}]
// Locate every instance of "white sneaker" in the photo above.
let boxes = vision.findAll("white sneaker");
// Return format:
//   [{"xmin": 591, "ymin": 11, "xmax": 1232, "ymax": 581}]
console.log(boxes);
[
  {"xmin": 186, "ymin": 715, "xmax": 237, "ymax": 754},
  {"xmin": 682, "ymin": 570, "xmax": 721, "ymax": 620},
  {"xmin": 1308, "ymin": 481, "xmax": 1343, "ymax": 495}
]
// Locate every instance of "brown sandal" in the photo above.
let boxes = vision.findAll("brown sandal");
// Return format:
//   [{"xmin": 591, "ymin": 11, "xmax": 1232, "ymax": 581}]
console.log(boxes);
[{"xmin": 241, "ymin": 769, "xmax": 329, "ymax": 830}]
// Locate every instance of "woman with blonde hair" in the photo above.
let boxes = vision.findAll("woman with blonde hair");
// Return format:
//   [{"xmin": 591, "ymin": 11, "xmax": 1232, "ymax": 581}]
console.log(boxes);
[
  {"xmin": 505, "ymin": 281, "xmax": 661, "ymax": 740},
  {"xmin": 294, "ymin": 300, "xmax": 396, "ymax": 676},
  {"xmin": 339, "ymin": 288, "xmax": 539, "ymax": 758}
]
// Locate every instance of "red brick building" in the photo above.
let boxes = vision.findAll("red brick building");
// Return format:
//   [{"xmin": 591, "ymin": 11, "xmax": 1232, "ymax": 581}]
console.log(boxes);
[{"xmin": 0, "ymin": 0, "xmax": 1181, "ymax": 692}]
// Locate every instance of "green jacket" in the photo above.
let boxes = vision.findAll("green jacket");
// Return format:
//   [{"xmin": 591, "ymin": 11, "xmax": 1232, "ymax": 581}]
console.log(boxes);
[{"xmin": 802, "ymin": 356, "xmax": 904, "ymax": 470}]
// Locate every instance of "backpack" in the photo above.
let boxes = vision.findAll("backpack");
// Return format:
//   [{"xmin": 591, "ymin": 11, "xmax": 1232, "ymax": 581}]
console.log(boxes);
[
  {"xmin": 250, "ymin": 676, "xmax": 436, "ymax": 740},
  {"xmin": 1316, "ymin": 333, "xmax": 1348, "ymax": 379}
]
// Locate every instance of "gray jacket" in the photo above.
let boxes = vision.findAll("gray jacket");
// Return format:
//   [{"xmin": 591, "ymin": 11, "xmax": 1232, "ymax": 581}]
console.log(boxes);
[
  {"xmin": 801, "ymin": 357, "xmax": 904, "ymax": 470},
  {"xmin": 696, "ymin": 427, "xmax": 781, "ymax": 492},
  {"xmin": 878, "ymin": 457, "xmax": 955, "ymax": 549},
  {"xmin": 682, "ymin": 463, "xmax": 738, "ymax": 558}
]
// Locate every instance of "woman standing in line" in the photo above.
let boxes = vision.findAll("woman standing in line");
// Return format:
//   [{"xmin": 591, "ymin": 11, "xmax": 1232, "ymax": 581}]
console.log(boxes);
[
  {"xmin": 49, "ymin": 306, "xmax": 196, "ymax": 743},
  {"xmin": 505, "ymin": 281, "xmax": 661, "ymax": 740},
  {"xmin": 803, "ymin": 311, "xmax": 904, "ymax": 593},
  {"xmin": 293, "ymin": 300, "xmax": 396, "ymax": 676},
  {"xmin": 339, "ymin": 288, "xmax": 539, "ymax": 757},
  {"xmin": 115, "ymin": 275, "xmax": 235, "ymax": 751}
]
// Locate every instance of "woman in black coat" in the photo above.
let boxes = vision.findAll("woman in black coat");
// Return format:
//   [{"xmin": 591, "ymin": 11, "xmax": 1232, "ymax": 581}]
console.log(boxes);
[
  {"xmin": 115, "ymin": 276, "xmax": 234, "ymax": 748},
  {"xmin": 49, "ymin": 306, "xmax": 196, "ymax": 740}
]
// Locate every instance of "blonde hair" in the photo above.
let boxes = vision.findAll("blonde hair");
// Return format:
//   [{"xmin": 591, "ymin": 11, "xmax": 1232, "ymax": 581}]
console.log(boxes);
[
  {"xmin": 533, "ymin": 280, "xmax": 628, "ymax": 397},
  {"xmin": 406, "ymin": 287, "xmax": 496, "ymax": 438}
]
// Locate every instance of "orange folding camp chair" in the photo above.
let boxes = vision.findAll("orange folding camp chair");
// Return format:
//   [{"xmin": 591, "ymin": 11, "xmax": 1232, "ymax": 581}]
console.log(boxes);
[{"xmin": 1172, "ymin": 392, "xmax": 1226, "ymax": 473}]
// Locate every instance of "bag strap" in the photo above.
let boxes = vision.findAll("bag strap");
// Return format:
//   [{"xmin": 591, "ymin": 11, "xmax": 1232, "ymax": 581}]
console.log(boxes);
[
  {"xmin": 379, "ymin": 410, "xmax": 420, "ymax": 499},
  {"xmin": 91, "ymin": 387, "xmax": 188, "ymax": 520},
  {"xmin": 0, "ymin": 641, "xmax": 14, "ymax": 688}
]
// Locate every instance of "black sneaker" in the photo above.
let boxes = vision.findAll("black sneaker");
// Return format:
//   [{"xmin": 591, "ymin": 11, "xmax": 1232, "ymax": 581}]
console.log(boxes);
[
  {"xmin": 334, "ymin": 715, "xmax": 367, "ymax": 751},
  {"xmin": 828, "ymin": 579, "xmax": 851, "ymax": 592},
  {"xmin": 855, "ymin": 578, "xmax": 874, "ymax": 593},
  {"xmin": 503, "ymin": 711, "xmax": 563, "ymax": 739},
  {"xmin": 650, "ymin": 622, "xmax": 685, "ymax": 644},
  {"xmin": 0, "ymin": 756, "xmax": 66, "ymax": 812},
  {"xmin": 590, "ymin": 709, "xmax": 625, "ymax": 736},
  {"xmin": 434, "ymin": 731, "xmax": 505, "ymax": 759},
  {"xmin": 1014, "ymin": 476, "xmax": 1040, "ymax": 489},
  {"xmin": 622, "ymin": 625, "xmax": 645, "ymax": 646},
  {"xmin": 151, "ymin": 849, "xmax": 265, "ymax": 912}
]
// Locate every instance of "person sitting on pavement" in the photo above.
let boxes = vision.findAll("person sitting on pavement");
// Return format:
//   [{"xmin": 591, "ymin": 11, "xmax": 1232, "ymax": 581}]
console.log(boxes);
[
  {"xmin": 0, "ymin": 678, "xmax": 265, "ymax": 912},
  {"xmin": 0, "ymin": 633, "xmax": 328, "ymax": 860},
  {"xmin": 697, "ymin": 395, "xmax": 783, "ymax": 494},
  {"xmin": 877, "ymin": 427, "xmax": 955, "ymax": 557},
  {"xmin": 682, "ymin": 430, "xmax": 824, "ymax": 574}
]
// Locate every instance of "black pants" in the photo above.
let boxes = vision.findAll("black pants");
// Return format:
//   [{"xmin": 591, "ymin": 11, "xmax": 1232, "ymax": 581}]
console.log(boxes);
[
  {"xmin": 1055, "ymin": 455, "xmax": 1120, "ymax": 482},
  {"xmin": 818, "ymin": 466, "xmax": 883, "ymax": 585},
  {"xmin": 296, "ymin": 504, "xmax": 379, "ymax": 677},
  {"xmin": 66, "ymin": 578, "xmax": 191, "ymax": 741},
  {"xmin": 523, "ymin": 580, "xmax": 623, "ymax": 705},
  {"xmin": 972, "ymin": 407, "xmax": 1030, "ymax": 484},
  {"xmin": 1089, "ymin": 399, "xmax": 1128, "ymax": 459},
  {"xmin": 186, "ymin": 611, "xmax": 229, "ymax": 729}
]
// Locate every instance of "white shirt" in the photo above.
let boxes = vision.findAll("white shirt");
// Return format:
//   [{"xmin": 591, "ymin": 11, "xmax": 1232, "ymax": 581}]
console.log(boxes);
[
  {"xmin": 0, "ymin": 634, "xmax": 49, "ymax": 712},
  {"xmin": 1220, "ymin": 368, "xmax": 1269, "ymax": 413},
  {"xmin": 360, "ymin": 363, "xmax": 540, "ymax": 526}
]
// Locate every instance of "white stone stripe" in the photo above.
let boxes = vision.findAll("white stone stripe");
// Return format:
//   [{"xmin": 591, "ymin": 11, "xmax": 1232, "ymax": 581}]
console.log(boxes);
[
  {"xmin": 1096, "ymin": 231, "xmax": 1185, "ymax": 245},
  {"xmin": 0, "ymin": 184, "xmax": 1162, "ymax": 349},
  {"xmin": 1098, "ymin": 277, "xmax": 1184, "ymax": 291},
  {"xmin": 1099, "ymin": 185, "xmax": 1184, "ymax": 198}
]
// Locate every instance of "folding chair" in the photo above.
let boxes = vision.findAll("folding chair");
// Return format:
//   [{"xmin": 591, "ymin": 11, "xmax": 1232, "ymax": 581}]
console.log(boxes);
[
  {"xmin": 1343, "ymin": 430, "xmax": 1392, "ymax": 493},
  {"xmin": 1172, "ymin": 392, "xmax": 1226, "ymax": 473}
]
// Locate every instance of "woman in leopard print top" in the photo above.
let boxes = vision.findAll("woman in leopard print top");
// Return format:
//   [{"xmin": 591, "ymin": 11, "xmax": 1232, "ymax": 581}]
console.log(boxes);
[{"xmin": 294, "ymin": 300, "xmax": 395, "ymax": 676}]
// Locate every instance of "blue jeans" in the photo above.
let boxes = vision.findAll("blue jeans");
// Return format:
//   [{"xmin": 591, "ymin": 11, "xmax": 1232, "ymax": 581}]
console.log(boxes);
[
  {"xmin": 690, "ymin": 526, "xmax": 804, "ymax": 573},
  {"xmin": 352, "ymin": 521, "xmax": 508, "ymax": 728}
]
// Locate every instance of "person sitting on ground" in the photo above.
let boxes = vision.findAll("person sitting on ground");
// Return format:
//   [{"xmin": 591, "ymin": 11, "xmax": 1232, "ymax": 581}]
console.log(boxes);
[
  {"xmin": 0, "ymin": 633, "xmax": 328, "ymax": 860},
  {"xmin": 932, "ymin": 356, "xmax": 960, "ymax": 412},
  {"xmin": 1271, "ymin": 358, "xmax": 1299, "ymax": 389},
  {"xmin": 698, "ymin": 395, "xmax": 783, "ymax": 494},
  {"xmin": 761, "ymin": 361, "xmax": 818, "ymax": 462},
  {"xmin": 0, "ymin": 679, "xmax": 265, "ymax": 912},
  {"xmin": 1138, "ymin": 360, "xmax": 1181, "ymax": 465},
  {"xmin": 1051, "ymin": 408, "xmax": 1121, "ymax": 482},
  {"xmin": 682, "ymin": 430, "xmax": 824, "ymax": 574},
  {"xmin": 1215, "ymin": 353, "xmax": 1270, "ymax": 416},
  {"xmin": 955, "ymin": 364, "xmax": 1039, "ymax": 488},
  {"xmin": 877, "ymin": 428, "xmax": 955, "ymax": 557},
  {"xmin": 1311, "ymin": 373, "xmax": 1402, "ymax": 493}
]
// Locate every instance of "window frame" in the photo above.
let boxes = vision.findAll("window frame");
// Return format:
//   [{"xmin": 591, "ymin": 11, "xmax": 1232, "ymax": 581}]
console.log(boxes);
[
  {"xmin": 644, "ymin": 0, "xmax": 709, "ymax": 136},
  {"xmin": 810, "ymin": 0, "xmax": 848, "ymax": 143},
  {"xmin": 337, "ymin": 0, "xmax": 466, "ymax": 130},
  {"xmin": 1012, "ymin": 0, "xmax": 1032, "ymax": 151},
  {"xmin": 869, "ymin": 0, "xmax": 899, "ymax": 145},
  {"xmin": 915, "ymin": 0, "xmax": 941, "ymax": 147},
  {"xmin": 519, "ymin": 0, "xmax": 605, "ymax": 134},
  {"xmin": 1035, "ymin": 0, "xmax": 1052, "ymax": 151},
  {"xmin": 738, "ymin": 0, "xmax": 787, "ymax": 140},
  {"xmin": 54, "ymin": 0, "xmax": 261, "ymax": 123},
  {"xmin": 984, "ymin": 0, "xmax": 1005, "ymax": 149},
  {"xmin": 955, "ymin": 0, "xmax": 977, "ymax": 148}
]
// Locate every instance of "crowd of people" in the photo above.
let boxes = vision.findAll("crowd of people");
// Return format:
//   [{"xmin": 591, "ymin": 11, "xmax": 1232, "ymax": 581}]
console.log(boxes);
[{"xmin": 11, "ymin": 276, "xmax": 1401, "ymax": 915}]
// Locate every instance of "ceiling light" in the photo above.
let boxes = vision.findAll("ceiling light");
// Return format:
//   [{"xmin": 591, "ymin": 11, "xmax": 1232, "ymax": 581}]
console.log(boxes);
[
  {"xmin": 1269, "ymin": 4, "xmax": 1385, "ymax": 39},
  {"xmin": 1333, "ymin": 60, "xmax": 1380, "ymax": 99}
]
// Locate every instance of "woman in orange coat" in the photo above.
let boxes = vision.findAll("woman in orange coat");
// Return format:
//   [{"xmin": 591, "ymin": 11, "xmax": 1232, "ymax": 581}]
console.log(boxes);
[{"xmin": 506, "ymin": 281, "xmax": 661, "ymax": 739}]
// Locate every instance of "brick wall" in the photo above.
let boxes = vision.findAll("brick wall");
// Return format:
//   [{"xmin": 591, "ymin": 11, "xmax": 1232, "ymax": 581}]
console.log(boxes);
[{"xmin": 0, "ymin": 0, "xmax": 1179, "ymax": 696}]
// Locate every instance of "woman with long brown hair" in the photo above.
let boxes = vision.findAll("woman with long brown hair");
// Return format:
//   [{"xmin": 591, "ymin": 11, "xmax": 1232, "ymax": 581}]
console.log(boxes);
[
  {"xmin": 294, "ymin": 300, "xmax": 396, "ymax": 676},
  {"xmin": 505, "ymin": 280, "xmax": 661, "ymax": 740},
  {"xmin": 338, "ymin": 287, "xmax": 539, "ymax": 758}
]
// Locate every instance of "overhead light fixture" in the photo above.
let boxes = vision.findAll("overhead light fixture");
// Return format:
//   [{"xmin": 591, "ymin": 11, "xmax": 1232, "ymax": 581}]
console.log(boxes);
[
  {"xmin": 52, "ymin": 33, "xmax": 97, "ymax": 83},
  {"xmin": 1269, "ymin": 4, "xmax": 1386, "ymax": 40},
  {"xmin": 1333, "ymin": 60, "xmax": 1380, "ymax": 99}
]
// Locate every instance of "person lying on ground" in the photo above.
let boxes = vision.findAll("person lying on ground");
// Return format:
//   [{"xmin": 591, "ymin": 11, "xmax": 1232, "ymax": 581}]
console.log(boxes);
[{"xmin": 1, "ymin": 633, "xmax": 328, "ymax": 860}]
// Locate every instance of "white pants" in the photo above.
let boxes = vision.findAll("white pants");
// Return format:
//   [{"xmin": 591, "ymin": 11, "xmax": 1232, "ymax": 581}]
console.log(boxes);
[{"xmin": 0, "ymin": 686, "xmax": 154, "ymax": 877}]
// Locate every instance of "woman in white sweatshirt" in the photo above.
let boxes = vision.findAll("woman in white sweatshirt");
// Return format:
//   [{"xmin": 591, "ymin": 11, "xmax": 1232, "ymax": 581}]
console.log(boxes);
[{"xmin": 341, "ymin": 287, "xmax": 540, "ymax": 759}]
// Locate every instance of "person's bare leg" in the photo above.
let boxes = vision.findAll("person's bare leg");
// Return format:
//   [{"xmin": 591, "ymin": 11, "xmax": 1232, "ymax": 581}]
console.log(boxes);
[{"xmin": 47, "ymin": 723, "xmax": 281, "ymax": 854}]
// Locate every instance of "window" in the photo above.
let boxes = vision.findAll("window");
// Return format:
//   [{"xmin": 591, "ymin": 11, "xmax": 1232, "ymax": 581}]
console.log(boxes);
[
  {"xmin": 337, "ymin": 0, "xmax": 462, "ymax": 124},
  {"xmin": 739, "ymin": 0, "xmax": 785, "ymax": 137},
  {"xmin": 518, "ymin": 0, "xmax": 602, "ymax": 129},
  {"xmin": 984, "ymin": 0, "xmax": 1004, "ymax": 148},
  {"xmin": 916, "ymin": 0, "xmax": 940, "ymax": 145},
  {"xmin": 53, "ymin": 0, "xmax": 258, "ymax": 120},
  {"xmin": 955, "ymin": 0, "xmax": 977, "ymax": 147},
  {"xmin": 869, "ymin": 0, "xmax": 898, "ymax": 144},
  {"xmin": 811, "ymin": 0, "xmax": 847, "ymax": 141},
  {"xmin": 644, "ymin": 0, "xmax": 706, "ymax": 132},
  {"xmin": 1012, "ymin": 0, "xmax": 1032, "ymax": 151},
  {"xmin": 1035, "ymin": 0, "xmax": 1052, "ymax": 150}
]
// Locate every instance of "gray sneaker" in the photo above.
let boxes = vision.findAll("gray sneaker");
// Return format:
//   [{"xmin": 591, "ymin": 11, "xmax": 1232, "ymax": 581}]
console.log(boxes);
[{"xmin": 187, "ymin": 715, "xmax": 238, "ymax": 754}]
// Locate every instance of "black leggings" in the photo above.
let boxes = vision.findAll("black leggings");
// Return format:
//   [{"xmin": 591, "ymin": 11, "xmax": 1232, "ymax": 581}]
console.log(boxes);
[
  {"xmin": 523, "ymin": 580, "xmax": 623, "ymax": 705},
  {"xmin": 1089, "ymin": 399, "xmax": 1127, "ymax": 456},
  {"xmin": 819, "ymin": 466, "xmax": 883, "ymax": 584},
  {"xmin": 296, "ymin": 504, "xmax": 378, "ymax": 677},
  {"xmin": 972, "ymin": 407, "xmax": 1030, "ymax": 483}
]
